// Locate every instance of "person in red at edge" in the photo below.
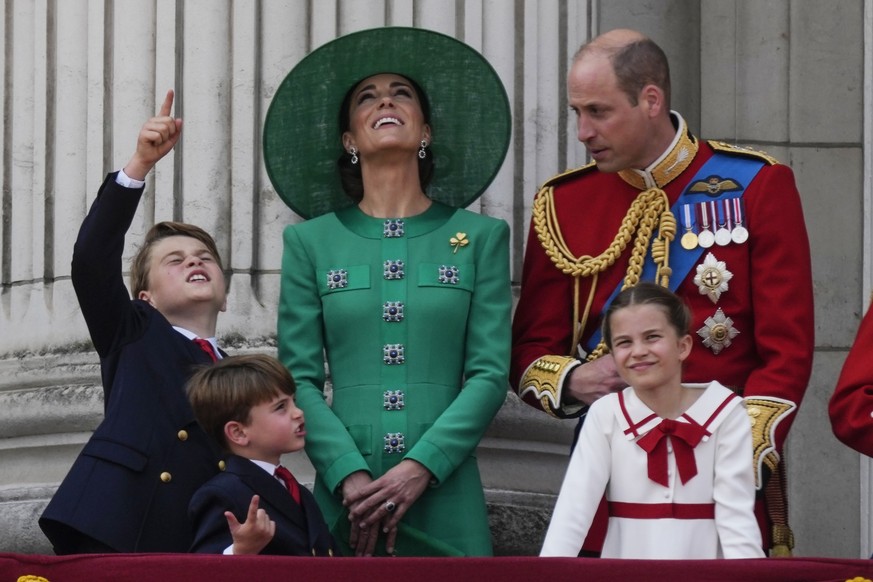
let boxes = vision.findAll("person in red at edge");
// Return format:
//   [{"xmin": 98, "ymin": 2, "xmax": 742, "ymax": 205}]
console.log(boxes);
[
  {"xmin": 511, "ymin": 28, "xmax": 813, "ymax": 557},
  {"xmin": 830, "ymin": 303, "xmax": 873, "ymax": 458}
]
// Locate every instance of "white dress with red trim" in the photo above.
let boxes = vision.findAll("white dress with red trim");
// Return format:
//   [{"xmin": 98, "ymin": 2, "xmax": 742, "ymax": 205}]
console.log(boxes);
[{"xmin": 541, "ymin": 382, "xmax": 764, "ymax": 559}]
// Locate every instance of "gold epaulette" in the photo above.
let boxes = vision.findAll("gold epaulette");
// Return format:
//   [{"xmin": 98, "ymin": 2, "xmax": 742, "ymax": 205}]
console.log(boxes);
[
  {"xmin": 538, "ymin": 161, "xmax": 598, "ymax": 190},
  {"xmin": 745, "ymin": 396, "xmax": 797, "ymax": 489},
  {"xmin": 708, "ymin": 140, "xmax": 779, "ymax": 166}
]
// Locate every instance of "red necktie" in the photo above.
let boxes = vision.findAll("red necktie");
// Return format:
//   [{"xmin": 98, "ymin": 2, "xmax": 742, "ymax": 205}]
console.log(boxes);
[
  {"xmin": 193, "ymin": 338, "xmax": 218, "ymax": 362},
  {"xmin": 635, "ymin": 418, "xmax": 707, "ymax": 487},
  {"xmin": 274, "ymin": 465, "xmax": 301, "ymax": 504}
]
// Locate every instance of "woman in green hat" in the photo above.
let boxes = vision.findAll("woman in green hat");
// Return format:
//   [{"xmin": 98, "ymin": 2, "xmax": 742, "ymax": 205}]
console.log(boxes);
[{"xmin": 265, "ymin": 27, "xmax": 512, "ymax": 557}]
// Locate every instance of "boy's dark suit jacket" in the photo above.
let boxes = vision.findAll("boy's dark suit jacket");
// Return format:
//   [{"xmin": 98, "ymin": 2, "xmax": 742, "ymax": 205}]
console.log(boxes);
[
  {"xmin": 189, "ymin": 455, "xmax": 337, "ymax": 556},
  {"xmin": 39, "ymin": 174, "xmax": 224, "ymax": 553}
]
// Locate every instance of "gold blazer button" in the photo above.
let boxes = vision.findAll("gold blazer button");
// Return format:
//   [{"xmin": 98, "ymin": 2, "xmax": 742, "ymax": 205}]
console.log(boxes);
[
  {"xmin": 160, "ymin": 472, "xmax": 172, "ymax": 483},
  {"xmin": 177, "ymin": 430, "xmax": 188, "ymax": 441}
]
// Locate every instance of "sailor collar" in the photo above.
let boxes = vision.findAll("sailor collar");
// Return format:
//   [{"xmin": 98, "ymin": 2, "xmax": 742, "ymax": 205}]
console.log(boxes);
[
  {"xmin": 613, "ymin": 381, "xmax": 741, "ymax": 442},
  {"xmin": 618, "ymin": 111, "xmax": 699, "ymax": 191}
]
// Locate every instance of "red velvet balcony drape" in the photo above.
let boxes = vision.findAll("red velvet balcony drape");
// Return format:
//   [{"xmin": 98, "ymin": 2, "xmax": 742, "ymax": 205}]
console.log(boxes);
[{"xmin": 3, "ymin": 553, "xmax": 873, "ymax": 582}]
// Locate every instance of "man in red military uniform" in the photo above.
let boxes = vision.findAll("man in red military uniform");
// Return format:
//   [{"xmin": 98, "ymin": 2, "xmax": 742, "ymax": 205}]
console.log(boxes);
[
  {"xmin": 511, "ymin": 28, "xmax": 813, "ymax": 556},
  {"xmin": 830, "ymin": 305, "xmax": 873, "ymax": 457}
]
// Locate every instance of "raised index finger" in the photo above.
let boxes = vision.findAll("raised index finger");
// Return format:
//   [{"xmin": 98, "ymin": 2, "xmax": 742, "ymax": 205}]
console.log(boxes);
[
  {"xmin": 246, "ymin": 494, "xmax": 261, "ymax": 521},
  {"xmin": 158, "ymin": 89, "xmax": 175, "ymax": 118}
]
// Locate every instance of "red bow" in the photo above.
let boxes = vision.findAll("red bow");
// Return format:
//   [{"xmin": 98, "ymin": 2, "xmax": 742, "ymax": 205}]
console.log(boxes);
[{"xmin": 635, "ymin": 418, "xmax": 707, "ymax": 487}]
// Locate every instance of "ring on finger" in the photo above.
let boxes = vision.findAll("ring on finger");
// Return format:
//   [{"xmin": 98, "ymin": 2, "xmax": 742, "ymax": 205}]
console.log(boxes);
[{"xmin": 385, "ymin": 500, "xmax": 397, "ymax": 513}]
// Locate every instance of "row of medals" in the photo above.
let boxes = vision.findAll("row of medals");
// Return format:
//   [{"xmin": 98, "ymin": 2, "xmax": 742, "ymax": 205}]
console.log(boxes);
[{"xmin": 679, "ymin": 198, "xmax": 748, "ymax": 250}]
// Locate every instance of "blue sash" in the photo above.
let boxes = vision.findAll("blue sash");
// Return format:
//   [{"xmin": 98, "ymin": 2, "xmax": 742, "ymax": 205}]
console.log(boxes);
[{"xmin": 582, "ymin": 152, "xmax": 765, "ymax": 354}]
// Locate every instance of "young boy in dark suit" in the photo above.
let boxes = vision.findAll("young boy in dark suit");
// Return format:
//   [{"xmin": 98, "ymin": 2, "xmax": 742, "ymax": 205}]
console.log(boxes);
[
  {"xmin": 39, "ymin": 90, "xmax": 228, "ymax": 554},
  {"xmin": 186, "ymin": 354, "xmax": 337, "ymax": 556}
]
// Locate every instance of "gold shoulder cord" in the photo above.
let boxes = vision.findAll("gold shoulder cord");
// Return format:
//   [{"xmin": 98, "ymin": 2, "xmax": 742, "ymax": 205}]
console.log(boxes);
[
  {"xmin": 708, "ymin": 140, "xmax": 778, "ymax": 166},
  {"xmin": 532, "ymin": 185, "xmax": 676, "ymax": 359}
]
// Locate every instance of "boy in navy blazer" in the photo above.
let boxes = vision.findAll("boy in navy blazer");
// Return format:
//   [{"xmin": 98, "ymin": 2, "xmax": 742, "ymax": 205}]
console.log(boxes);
[
  {"xmin": 39, "ymin": 90, "xmax": 228, "ymax": 553},
  {"xmin": 186, "ymin": 354, "xmax": 337, "ymax": 556}
]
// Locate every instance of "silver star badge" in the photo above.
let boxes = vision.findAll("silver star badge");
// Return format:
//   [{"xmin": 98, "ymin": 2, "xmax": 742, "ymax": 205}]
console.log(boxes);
[
  {"xmin": 693, "ymin": 252, "xmax": 733, "ymax": 304},
  {"xmin": 697, "ymin": 308, "xmax": 739, "ymax": 355}
]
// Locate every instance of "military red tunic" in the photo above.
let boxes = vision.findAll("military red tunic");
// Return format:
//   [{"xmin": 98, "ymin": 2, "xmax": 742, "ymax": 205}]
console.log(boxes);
[
  {"xmin": 830, "ymin": 305, "xmax": 873, "ymax": 456},
  {"xmin": 511, "ymin": 115, "xmax": 814, "ymax": 554}
]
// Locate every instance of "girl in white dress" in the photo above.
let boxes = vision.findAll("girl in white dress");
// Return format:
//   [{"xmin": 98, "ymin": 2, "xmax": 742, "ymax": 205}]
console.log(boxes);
[{"xmin": 540, "ymin": 282, "xmax": 764, "ymax": 559}]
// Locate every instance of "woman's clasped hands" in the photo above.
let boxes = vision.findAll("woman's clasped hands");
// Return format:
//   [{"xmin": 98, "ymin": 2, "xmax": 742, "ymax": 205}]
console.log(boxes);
[{"xmin": 342, "ymin": 459, "xmax": 432, "ymax": 556}]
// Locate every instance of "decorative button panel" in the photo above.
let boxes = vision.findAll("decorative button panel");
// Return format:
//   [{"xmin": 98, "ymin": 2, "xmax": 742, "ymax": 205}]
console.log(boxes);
[
  {"xmin": 384, "ymin": 260, "xmax": 405, "ymax": 280},
  {"xmin": 383, "ymin": 390, "xmax": 405, "ymax": 410},
  {"xmin": 383, "ymin": 344, "xmax": 405, "ymax": 365},
  {"xmin": 438, "ymin": 265, "xmax": 460, "ymax": 285},
  {"xmin": 383, "ymin": 219, "xmax": 405, "ymax": 238},
  {"xmin": 384, "ymin": 433, "xmax": 406, "ymax": 454},
  {"xmin": 382, "ymin": 301, "xmax": 405, "ymax": 322},
  {"xmin": 327, "ymin": 269, "xmax": 348, "ymax": 289}
]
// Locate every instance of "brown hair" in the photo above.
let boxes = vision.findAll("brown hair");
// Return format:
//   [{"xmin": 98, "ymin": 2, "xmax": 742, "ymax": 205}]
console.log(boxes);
[
  {"xmin": 186, "ymin": 354, "xmax": 297, "ymax": 451},
  {"xmin": 129, "ymin": 221, "xmax": 224, "ymax": 298},
  {"xmin": 575, "ymin": 37, "xmax": 671, "ymax": 109},
  {"xmin": 601, "ymin": 282, "xmax": 691, "ymax": 349}
]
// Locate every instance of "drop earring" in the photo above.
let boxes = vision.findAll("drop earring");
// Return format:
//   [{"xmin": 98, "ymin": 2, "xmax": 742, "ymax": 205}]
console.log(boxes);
[
  {"xmin": 418, "ymin": 140, "xmax": 427, "ymax": 160},
  {"xmin": 350, "ymin": 146, "xmax": 359, "ymax": 165}
]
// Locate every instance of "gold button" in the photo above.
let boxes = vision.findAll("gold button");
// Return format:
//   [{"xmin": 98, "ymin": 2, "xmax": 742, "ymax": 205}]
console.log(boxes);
[
  {"xmin": 218, "ymin": 460, "xmax": 226, "ymax": 471},
  {"xmin": 177, "ymin": 430, "xmax": 188, "ymax": 441},
  {"xmin": 160, "ymin": 472, "xmax": 172, "ymax": 483}
]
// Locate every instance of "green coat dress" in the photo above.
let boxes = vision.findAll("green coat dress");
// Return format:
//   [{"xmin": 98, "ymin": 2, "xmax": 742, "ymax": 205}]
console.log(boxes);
[{"xmin": 278, "ymin": 201, "xmax": 511, "ymax": 556}]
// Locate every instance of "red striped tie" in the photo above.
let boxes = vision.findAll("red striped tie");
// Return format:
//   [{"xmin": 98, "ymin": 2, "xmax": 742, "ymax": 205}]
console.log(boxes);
[
  {"xmin": 274, "ymin": 465, "xmax": 301, "ymax": 504},
  {"xmin": 193, "ymin": 338, "xmax": 218, "ymax": 362}
]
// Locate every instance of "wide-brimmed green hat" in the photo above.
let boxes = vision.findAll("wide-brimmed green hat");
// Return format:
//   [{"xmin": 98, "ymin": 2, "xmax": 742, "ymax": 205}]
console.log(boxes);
[{"xmin": 263, "ymin": 27, "xmax": 511, "ymax": 219}]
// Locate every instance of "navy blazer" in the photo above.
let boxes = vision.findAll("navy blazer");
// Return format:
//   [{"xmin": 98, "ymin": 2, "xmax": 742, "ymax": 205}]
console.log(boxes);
[
  {"xmin": 189, "ymin": 455, "xmax": 337, "ymax": 556},
  {"xmin": 39, "ymin": 173, "xmax": 224, "ymax": 553}
]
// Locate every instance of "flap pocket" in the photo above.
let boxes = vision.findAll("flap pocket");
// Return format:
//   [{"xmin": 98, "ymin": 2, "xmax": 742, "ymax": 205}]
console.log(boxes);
[
  {"xmin": 346, "ymin": 424, "xmax": 373, "ymax": 456},
  {"xmin": 318, "ymin": 265, "xmax": 370, "ymax": 296},
  {"xmin": 81, "ymin": 438, "xmax": 149, "ymax": 472},
  {"xmin": 418, "ymin": 263, "xmax": 474, "ymax": 292}
]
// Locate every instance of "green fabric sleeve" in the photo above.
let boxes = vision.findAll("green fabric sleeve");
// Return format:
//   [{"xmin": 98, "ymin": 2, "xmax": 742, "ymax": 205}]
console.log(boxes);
[
  {"xmin": 404, "ymin": 218, "xmax": 511, "ymax": 484},
  {"xmin": 277, "ymin": 224, "xmax": 371, "ymax": 493}
]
